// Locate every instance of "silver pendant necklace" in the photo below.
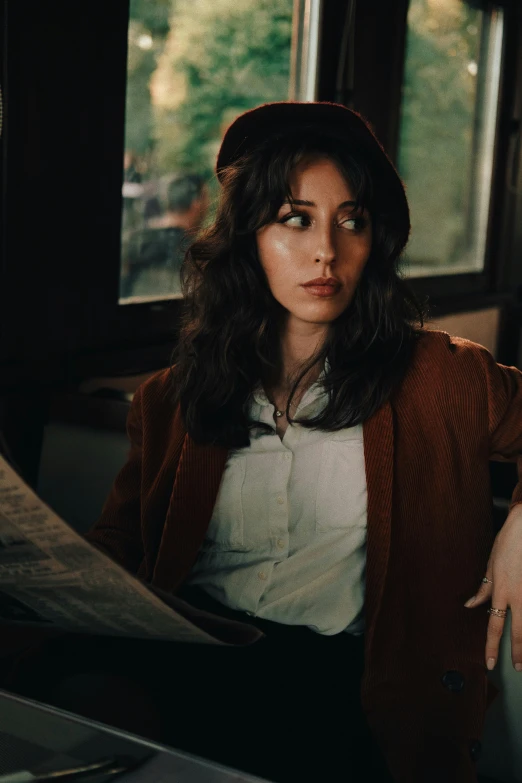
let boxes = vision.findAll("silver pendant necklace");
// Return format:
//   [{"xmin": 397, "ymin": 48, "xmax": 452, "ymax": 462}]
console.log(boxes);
[
  {"xmin": 271, "ymin": 397, "xmax": 298, "ymax": 418},
  {"xmin": 265, "ymin": 392, "xmax": 288, "ymax": 418},
  {"xmin": 267, "ymin": 388, "xmax": 307, "ymax": 419}
]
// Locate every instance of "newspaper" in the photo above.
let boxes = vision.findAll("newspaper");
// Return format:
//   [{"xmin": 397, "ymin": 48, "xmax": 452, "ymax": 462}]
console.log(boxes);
[{"xmin": 0, "ymin": 454, "xmax": 263, "ymax": 646}]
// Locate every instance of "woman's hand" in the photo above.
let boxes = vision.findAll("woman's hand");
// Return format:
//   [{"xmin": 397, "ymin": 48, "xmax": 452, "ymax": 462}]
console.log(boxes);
[{"xmin": 464, "ymin": 503, "xmax": 522, "ymax": 672}]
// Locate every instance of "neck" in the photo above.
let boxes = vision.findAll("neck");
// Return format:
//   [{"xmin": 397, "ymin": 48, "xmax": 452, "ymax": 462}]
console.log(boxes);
[{"xmin": 266, "ymin": 318, "xmax": 328, "ymax": 393}]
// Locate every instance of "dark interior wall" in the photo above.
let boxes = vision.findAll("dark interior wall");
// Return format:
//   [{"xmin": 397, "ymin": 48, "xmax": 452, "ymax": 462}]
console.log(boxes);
[{"xmin": 0, "ymin": 1, "xmax": 181, "ymax": 386}]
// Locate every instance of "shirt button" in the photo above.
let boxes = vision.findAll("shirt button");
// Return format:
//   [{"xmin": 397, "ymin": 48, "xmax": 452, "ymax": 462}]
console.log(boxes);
[
  {"xmin": 258, "ymin": 571, "xmax": 268, "ymax": 581},
  {"xmin": 277, "ymin": 538, "xmax": 285, "ymax": 549},
  {"xmin": 441, "ymin": 671, "xmax": 465, "ymax": 692},
  {"xmin": 277, "ymin": 496, "xmax": 285, "ymax": 505}
]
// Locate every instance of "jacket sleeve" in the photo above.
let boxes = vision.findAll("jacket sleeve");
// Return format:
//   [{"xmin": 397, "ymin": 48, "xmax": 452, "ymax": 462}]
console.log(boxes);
[
  {"xmin": 84, "ymin": 385, "xmax": 145, "ymax": 574},
  {"xmin": 480, "ymin": 345, "xmax": 522, "ymax": 511}
]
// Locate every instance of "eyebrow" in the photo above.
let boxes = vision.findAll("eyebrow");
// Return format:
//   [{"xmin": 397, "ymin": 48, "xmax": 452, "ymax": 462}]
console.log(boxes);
[{"xmin": 284, "ymin": 199, "xmax": 358, "ymax": 209}]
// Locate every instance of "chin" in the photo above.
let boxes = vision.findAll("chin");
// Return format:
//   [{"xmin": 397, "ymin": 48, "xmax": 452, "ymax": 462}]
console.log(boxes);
[
  {"xmin": 301, "ymin": 303, "xmax": 348, "ymax": 320},
  {"xmin": 292, "ymin": 312, "xmax": 344, "ymax": 327}
]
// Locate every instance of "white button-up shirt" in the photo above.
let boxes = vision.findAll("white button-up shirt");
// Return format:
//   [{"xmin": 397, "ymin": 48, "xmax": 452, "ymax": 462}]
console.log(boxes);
[{"xmin": 187, "ymin": 367, "xmax": 368, "ymax": 635}]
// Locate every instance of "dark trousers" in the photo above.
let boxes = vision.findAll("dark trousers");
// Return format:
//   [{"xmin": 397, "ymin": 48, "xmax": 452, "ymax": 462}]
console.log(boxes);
[{"xmin": 10, "ymin": 591, "xmax": 394, "ymax": 782}]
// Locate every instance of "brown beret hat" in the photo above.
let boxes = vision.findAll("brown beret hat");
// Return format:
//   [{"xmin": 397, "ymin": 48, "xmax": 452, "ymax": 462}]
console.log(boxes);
[
  {"xmin": 216, "ymin": 101, "xmax": 399, "ymax": 182},
  {"xmin": 215, "ymin": 101, "xmax": 409, "ymax": 244}
]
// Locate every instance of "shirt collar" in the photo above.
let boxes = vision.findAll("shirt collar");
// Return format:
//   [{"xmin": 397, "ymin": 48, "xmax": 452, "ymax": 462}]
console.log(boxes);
[{"xmin": 252, "ymin": 358, "xmax": 330, "ymax": 415}]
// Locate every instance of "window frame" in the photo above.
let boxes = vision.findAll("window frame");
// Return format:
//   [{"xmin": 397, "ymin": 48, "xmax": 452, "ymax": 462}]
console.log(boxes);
[{"xmin": 348, "ymin": 0, "xmax": 521, "ymax": 308}]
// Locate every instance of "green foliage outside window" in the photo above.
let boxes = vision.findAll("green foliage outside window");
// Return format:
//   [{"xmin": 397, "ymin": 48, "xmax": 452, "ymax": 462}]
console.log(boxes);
[
  {"xmin": 123, "ymin": 0, "xmax": 491, "ymax": 278},
  {"xmin": 398, "ymin": 0, "xmax": 483, "ymax": 268},
  {"xmin": 125, "ymin": 0, "xmax": 293, "ymax": 188}
]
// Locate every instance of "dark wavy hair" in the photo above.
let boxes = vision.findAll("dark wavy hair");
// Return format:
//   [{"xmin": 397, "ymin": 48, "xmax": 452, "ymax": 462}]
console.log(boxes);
[{"xmin": 170, "ymin": 131, "xmax": 429, "ymax": 448}]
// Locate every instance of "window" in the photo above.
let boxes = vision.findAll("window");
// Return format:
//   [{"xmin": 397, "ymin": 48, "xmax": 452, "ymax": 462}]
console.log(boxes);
[
  {"xmin": 119, "ymin": 0, "xmax": 322, "ymax": 304},
  {"xmin": 397, "ymin": 0, "xmax": 504, "ymax": 278}
]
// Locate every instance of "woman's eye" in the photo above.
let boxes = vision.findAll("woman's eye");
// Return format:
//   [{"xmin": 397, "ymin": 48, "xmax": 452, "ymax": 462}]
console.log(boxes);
[
  {"xmin": 339, "ymin": 216, "xmax": 366, "ymax": 231},
  {"xmin": 279, "ymin": 213, "xmax": 309, "ymax": 227}
]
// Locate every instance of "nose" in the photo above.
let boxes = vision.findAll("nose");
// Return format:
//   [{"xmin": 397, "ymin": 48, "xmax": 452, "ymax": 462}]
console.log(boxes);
[{"xmin": 314, "ymin": 221, "xmax": 336, "ymax": 266}]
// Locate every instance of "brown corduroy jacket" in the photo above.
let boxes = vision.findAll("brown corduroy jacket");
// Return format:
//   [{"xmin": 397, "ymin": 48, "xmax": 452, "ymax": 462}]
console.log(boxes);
[{"xmin": 84, "ymin": 329, "xmax": 522, "ymax": 783}]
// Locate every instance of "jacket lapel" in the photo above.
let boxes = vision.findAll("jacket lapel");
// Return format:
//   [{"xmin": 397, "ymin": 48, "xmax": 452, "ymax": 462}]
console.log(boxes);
[
  {"xmin": 362, "ymin": 400, "xmax": 394, "ymax": 664},
  {"xmin": 141, "ymin": 405, "xmax": 187, "ymax": 580},
  {"xmin": 152, "ymin": 433, "xmax": 229, "ymax": 592}
]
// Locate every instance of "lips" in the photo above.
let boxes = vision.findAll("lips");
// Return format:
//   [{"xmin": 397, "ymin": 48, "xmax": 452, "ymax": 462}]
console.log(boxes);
[
  {"xmin": 301, "ymin": 277, "xmax": 341, "ymax": 297},
  {"xmin": 301, "ymin": 284, "xmax": 340, "ymax": 297},
  {"xmin": 302, "ymin": 277, "xmax": 340, "ymax": 288}
]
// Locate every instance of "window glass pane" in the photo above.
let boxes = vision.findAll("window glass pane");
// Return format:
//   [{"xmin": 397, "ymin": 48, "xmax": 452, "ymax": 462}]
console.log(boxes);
[
  {"xmin": 397, "ymin": 0, "xmax": 504, "ymax": 278},
  {"xmin": 120, "ymin": 0, "xmax": 296, "ymax": 303}
]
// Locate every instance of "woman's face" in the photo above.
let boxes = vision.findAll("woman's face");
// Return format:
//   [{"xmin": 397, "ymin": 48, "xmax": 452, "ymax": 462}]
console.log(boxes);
[{"xmin": 256, "ymin": 155, "xmax": 372, "ymax": 332}]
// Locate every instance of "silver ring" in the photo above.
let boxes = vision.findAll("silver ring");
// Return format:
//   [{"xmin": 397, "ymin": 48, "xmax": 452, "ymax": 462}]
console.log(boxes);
[{"xmin": 487, "ymin": 607, "xmax": 508, "ymax": 619}]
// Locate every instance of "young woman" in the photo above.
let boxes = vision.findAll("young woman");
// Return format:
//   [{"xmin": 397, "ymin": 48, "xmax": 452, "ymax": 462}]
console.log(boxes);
[{"xmin": 10, "ymin": 102, "xmax": 522, "ymax": 783}]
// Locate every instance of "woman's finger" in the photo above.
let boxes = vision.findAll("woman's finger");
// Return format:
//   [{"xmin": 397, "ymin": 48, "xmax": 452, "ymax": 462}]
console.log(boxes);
[{"xmin": 485, "ymin": 599, "xmax": 508, "ymax": 670}]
